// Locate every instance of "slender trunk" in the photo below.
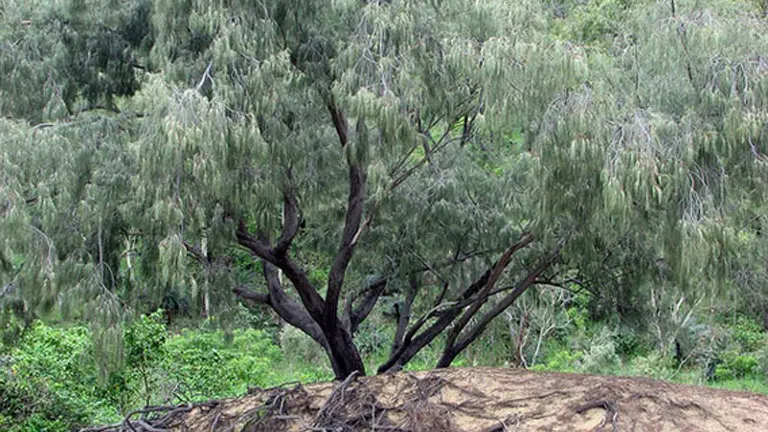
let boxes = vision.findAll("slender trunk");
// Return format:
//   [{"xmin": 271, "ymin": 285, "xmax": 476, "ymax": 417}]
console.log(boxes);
[{"xmin": 203, "ymin": 289, "xmax": 210, "ymax": 318}]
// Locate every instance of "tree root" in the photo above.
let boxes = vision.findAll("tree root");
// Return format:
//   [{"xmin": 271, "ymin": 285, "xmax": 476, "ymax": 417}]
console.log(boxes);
[
  {"xmin": 79, "ymin": 401, "xmax": 220, "ymax": 432},
  {"xmin": 575, "ymin": 400, "xmax": 618, "ymax": 432}
]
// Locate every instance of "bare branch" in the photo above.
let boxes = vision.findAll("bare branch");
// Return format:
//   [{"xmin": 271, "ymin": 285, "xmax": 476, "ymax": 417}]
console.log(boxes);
[
  {"xmin": 441, "ymin": 232, "xmax": 534, "ymax": 354},
  {"xmin": 437, "ymin": 238, "xmax": 567, "ymax": 367},
  {"xmin": 346, "ymin": 277, "xmax": 388, "ymax": 335},
  {"xmin": 274, "ymin": 186, "xmax": 301, "ymax": 256}
]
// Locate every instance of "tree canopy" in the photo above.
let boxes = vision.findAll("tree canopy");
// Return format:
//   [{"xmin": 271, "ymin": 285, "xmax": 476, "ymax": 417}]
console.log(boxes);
[{"xmin": 2, "ymin": 0, "xmax": 768, "ymax": 379}]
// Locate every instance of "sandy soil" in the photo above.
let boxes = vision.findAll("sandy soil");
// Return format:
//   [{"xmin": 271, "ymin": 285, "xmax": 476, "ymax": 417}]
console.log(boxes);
[{"xmin": 150, "ymin": 367, "xmax": 768, "ymax": 431}]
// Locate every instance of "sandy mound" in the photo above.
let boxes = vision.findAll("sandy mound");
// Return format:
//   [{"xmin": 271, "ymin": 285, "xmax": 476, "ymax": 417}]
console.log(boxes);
[{"xmin": 83, "ymin": 367, "xmax": 768, "ymax": 432}]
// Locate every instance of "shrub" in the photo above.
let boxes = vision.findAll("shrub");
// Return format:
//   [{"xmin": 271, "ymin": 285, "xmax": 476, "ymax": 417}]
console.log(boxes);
[
  {"xmin": 121, "ymin": 310, "xmax": 168, "ymax": 407},
  {"xmin": 0, "ymin": 318, "xmax": 288, "ymax": 430},
  {"xmin": 580, "ymin": 327, "xmax": 621, "ymax": 374},
  {"xmin": 161, "ymin": 328, "xmax": 282, "ymax": 398},
  {"xmin": 279, "ymin": 325, "xmax": 329, "ymax": 367},
  {"xmin": 614, "ymin": 330, "xmax": 647, "ymax": 357},
  {"xmin": 713, "ymin": 350, "xmax": 760, "ymax": 381},
  {"xmin": 532, "ymin": 348, "xmax": 583, "ymax": 372},
  {"xmin": 0, "ymin": 323, "xmax": 119, "ymax": 432},
  {"xmin": 626, "ymin": 352, "xmax": 676, "ymax": 380},
  {"xmin": 729, "ymin": 316, "xmax": 766, "ymax": 353}
]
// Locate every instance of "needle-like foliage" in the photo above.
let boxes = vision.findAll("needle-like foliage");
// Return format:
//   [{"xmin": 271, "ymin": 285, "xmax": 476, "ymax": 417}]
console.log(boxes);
[{"xmin": 2, "ymin": 0, "xmax": 768, "ymax": 378}]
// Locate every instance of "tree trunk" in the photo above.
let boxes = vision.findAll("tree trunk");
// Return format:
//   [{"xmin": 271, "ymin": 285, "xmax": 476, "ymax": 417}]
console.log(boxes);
[{"xmin": 323, "ymin": 322, "xmax": 366, "ymax": 379}]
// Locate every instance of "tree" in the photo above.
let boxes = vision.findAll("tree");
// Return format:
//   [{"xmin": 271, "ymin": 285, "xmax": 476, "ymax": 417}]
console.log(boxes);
[{"xmin": 2, "ymin": 0, "xmax": 768, "ymax": 379}]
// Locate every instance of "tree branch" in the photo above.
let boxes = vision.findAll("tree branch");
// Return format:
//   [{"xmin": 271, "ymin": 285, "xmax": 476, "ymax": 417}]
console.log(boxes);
[
  {"xmin": 377, "ymin": 266, "xmax": 494, "ymax": 373},
  {"xmin": 441, "ymin": 232, "xmax": 534, "ymax": 353},
  {"xmin": 437, "ymin": 238, "xmax": 566, "ymax": 367},
  {"xmin": 346, "ymin": 277, "xmax": 388, "ymax": 335},
  {"xmin": 274, "ymin": 185, "xmax": 300, "ymax": 256},
  {"xmin": 236, "ymin": 223, "xmax": 326, "ymax": 321},
  {"xmin": 233, "ymin": 286, "xmax": 271, "ymax": 305},
  {"xmin": 392, "ymin": 274, "xmax": 418, "ymax": 355},
  {"xmin": 325, "ymin": 101, "xmax": 366, "ymax": 327},
  {"xmin": 183, "ymin": 240, "xmax": 210, "ymax": 265},
  {"xmin": 235, "ymin": 261, "xmax": 341, "ymax": 373},
  {"xmin": 235, "ymin": 221, "xmax": 277, "ymax": 264}
]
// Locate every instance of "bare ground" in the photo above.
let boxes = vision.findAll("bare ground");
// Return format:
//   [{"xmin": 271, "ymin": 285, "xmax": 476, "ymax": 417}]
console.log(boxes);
[{"xmin": 86, "ymin": 367, "xmax": 768, "ymax": 432}]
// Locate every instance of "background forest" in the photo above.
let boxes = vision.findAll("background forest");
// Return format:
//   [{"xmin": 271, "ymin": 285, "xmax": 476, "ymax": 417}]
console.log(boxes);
[{"xmin": 3, "ymin": 0, "xmax": 768, "ymax": 430}]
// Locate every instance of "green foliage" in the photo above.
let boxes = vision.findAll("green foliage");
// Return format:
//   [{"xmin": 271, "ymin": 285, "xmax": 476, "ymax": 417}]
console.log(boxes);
[
  {"xmin": 3, "ymin": 0, "xmax": 768, "ymax": 406},
  {"xmin": 728, "ymin": 316, "xmax": 766, "ymax": 352},
  {"xmin": 278, "ymin": 326, "xmax": 335, "ymax": 382},
  {"xmin": 714, "ymin": 351, "xmax": 760, "ymax": 381},
  {"xmin": 0, "ymin": 320, "xmax": 292, "ymax": 430},
  {"xmin": 581, "ymin": 327, "xmax": 621, "ymax": 374},
  {"xmin": 625, "ymin": 352, "xmax": 677, "ymax": 380},
  {"xmin": 530, "ymin": 344, "xmax": 583, "ymax": 372},
  {"xmin": 549, "ymin": 0, "xmax": 632, "ymax": 43},
  {"xmin": 614, "ymin": 331, "xmax": 647, "ymax": 357},
  {"xmin": 0, "ymin": 0, "xmax": 152, "ymax": 121},
  {"xmin": 0, "ymin": 323, "xmax": 118, "ymax": 432},
  {"xmin": 161, "ymin": 328, "xmax": 282, "ymax": 398}
]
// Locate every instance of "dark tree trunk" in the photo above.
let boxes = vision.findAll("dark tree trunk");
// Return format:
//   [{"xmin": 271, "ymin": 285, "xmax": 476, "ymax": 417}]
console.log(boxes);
[{"xmin": 323, "ymin": 323, "xmax": 366, "ymax": 379}]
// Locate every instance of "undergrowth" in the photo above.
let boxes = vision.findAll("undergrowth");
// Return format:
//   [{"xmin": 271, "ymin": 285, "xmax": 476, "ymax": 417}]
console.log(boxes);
[{"xmin": 2, "ymin": 308, "xmax": 768, "ymax": 432}]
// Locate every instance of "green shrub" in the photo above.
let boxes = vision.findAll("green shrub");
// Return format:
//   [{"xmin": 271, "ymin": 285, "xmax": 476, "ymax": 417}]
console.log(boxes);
[
  {"xmin": 0, "ymin": 318, "xmax": 289, "ymax": 430},
  {"xmin": 121, "ymin": 310, "xmax": 168, "ymax": 407},
  {"xmin": 161, "ymin": 328, "xmax": 282, "ymax": 398},
  {"xmin": 532, "ymin": 348, "xmax": 583, "ymax": 372},
  {"xmin": 580, "ymin": 327, "xmax": 621, "ymax": 374},
  {"xmin": 713, "ymin": 350, "xmax": 760, "ymax": 381},
  {"xmin": 729, "ymin": 316, "xmax": 766, "ymax": 352},
  {"xmin": 614, "ymin": 330, "xmax": 649, "ymax": 357},
  {"xmin": 626, "ymin": 352, "xmax": 676, "ymax": 380},
  {"xmin": 279, "ymin": 325, "xmax": 331, "ymax": 369},
  {"xmin": 0, "ymin": 323, "xmax": 119, "ymax": 432}
]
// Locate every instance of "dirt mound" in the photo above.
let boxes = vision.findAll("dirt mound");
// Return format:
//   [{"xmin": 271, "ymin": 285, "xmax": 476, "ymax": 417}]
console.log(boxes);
[{"xmin": 84, "ymin": 367, "xmax": 768, "ymax": 431}]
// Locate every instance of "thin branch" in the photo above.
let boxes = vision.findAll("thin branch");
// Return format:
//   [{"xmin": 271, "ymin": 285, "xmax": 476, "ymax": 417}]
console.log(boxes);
[
  {"xmin": 438, "ymin": 238, "xmax": 567, "ymax": 367},
  {"xmin": 442, "ymin": 233, "xmax": 534, "ymax": 355},
  {"xmin": 274, "ymin": 183, "xmax": 301, "ymax": 256},
  {"xmin": 347, "ymin": 277, "xmax": 388, "ymax": 335},
  {"xmin": 232, "ymin": 285, "xmax": 271, "ymax": 305}
]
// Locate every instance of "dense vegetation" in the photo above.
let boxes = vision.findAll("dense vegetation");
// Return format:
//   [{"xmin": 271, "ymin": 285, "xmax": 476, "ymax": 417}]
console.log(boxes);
[{"xmin": 2, "ymin": 0, "xmax": 768, "ymax": 430}]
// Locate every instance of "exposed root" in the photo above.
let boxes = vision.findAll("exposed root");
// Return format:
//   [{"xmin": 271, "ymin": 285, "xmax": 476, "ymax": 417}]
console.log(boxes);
[
  {"xmin": 81, "ymin": 368, "xmax": 768, "ymax": 432},
  {"xmin": 575, "ymin": 400, "xmax": 618, "ymax": 431},
  {"xmin": 79, "ymin": 401, "xmax": 220, "ymax": 432}
]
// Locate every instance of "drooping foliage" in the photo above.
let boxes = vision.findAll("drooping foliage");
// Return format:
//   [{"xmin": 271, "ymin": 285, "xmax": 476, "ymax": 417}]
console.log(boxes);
[{"xmin": 2, "ymin": 0, "xmax": 768, "ymax": 378}]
